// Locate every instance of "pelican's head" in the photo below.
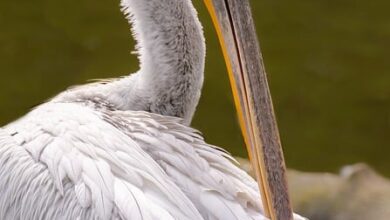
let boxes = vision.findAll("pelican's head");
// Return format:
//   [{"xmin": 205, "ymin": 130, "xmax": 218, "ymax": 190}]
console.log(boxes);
[{"xmin": 204, "ymin": 0, "xmax": 293, "ymax": 219}]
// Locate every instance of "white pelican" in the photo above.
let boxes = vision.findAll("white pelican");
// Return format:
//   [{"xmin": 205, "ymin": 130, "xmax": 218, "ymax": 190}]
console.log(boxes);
[{"xmin": 0, "ymin": 0, "xmax": 306, "ymax": 219}]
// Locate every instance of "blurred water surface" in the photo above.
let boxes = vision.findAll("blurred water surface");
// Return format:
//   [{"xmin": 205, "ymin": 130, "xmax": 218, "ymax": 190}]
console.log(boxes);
[{"xmin": 0, "ymin": 0, "xmax": 389, "ymax": 175}]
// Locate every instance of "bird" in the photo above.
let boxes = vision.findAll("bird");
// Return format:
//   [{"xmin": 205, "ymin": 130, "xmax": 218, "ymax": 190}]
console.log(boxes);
[{"xmin": 0, "ymin": 0, "xmax": 306, "ymax": 219}]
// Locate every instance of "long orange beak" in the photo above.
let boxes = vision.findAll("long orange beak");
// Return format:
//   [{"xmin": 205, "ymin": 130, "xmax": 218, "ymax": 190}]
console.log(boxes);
[{"xmin": 204, "ymin": 0, "xmax": 293, "ymax": 219}]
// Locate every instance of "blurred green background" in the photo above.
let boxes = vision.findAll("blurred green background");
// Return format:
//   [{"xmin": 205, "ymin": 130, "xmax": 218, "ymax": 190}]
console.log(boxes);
[{"xmin": 0, "ymin": 0, "xmax": 389, "ymax": 175}]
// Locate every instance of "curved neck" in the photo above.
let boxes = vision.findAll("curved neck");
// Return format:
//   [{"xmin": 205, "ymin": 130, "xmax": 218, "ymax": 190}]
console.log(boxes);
[
  {"xmin": 120, "ymin": 0, "xmax": 206, "ymax": 125},
  {"xmin": 54, "ymin": 0, "xmax": 205, "ymax": 125}
]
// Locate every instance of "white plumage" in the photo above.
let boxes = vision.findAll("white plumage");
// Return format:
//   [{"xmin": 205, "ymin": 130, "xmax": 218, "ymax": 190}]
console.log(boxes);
[
  {"xmin": 1, "ymin": 101, "xmax": 265, "ymax": 219},
  {"xmin": 0, "ymin": 0, "xmax": 305, "ymax": 219}
]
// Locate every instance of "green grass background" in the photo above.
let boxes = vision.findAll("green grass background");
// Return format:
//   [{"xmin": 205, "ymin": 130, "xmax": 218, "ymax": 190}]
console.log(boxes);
[{"xmin": 0, "ymin": 0, "xmax": 389, "ymax": 175}]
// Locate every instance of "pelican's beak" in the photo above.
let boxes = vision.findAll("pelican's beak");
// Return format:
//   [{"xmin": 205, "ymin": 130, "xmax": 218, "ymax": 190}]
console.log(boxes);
[{"xmin": 204, "ymin": 0, "xmax": 293, "ymax": 219}]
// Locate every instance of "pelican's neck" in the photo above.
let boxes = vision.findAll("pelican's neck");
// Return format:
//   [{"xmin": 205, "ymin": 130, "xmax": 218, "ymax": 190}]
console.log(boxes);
[
  {"xmin": 116, "ymin": 0, "xmax": 205, "ymax": 125},
  {"xmin": 56, "ymin": 0, "xmax": 205, "ymax": 125}
]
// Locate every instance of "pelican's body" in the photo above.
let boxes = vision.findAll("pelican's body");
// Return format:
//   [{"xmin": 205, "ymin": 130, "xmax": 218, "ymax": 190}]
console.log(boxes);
[
  {"xmin": 1, "ymin": 100, "xmax": 264, "ymax": 219},
  {"xmin": 0, "ymin": 0, "xmax": 304, "ymax": 219}
]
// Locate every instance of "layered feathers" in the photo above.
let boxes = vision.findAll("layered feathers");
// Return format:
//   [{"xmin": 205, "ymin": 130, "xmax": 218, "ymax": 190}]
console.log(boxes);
[{"xmin": 1, "ymin": 101, "xmax": 265, "ymax": 219}]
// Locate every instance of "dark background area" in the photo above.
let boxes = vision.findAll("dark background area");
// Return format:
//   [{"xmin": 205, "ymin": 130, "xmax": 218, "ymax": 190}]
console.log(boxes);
[{"xmin": 0, "ymin": 0, "xmax": 389, "ymax": 175}]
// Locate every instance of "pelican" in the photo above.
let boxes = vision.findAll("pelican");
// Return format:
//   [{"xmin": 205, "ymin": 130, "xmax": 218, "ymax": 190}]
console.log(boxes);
[{"xmin": 0, "ymin": 0, "xmax": 305, "ymax": 219}]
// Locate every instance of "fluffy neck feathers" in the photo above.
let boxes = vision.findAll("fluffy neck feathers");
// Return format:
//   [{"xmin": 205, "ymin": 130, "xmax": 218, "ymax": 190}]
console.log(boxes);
[{"xmin": 56, "ymin": 0, "xmax": 205, "ymax": 126}]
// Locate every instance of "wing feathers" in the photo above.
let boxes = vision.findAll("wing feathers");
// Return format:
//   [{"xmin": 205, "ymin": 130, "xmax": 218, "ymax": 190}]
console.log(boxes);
[{"xmin": 1, "ymin": 102, "xmax": 267, "ymax": 219}]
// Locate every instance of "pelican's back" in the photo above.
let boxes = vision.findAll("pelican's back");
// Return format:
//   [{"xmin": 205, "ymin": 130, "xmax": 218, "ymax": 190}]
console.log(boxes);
[{"xmin": 0, "ymin": 99, "xmax": 265, "ymax": 219}]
